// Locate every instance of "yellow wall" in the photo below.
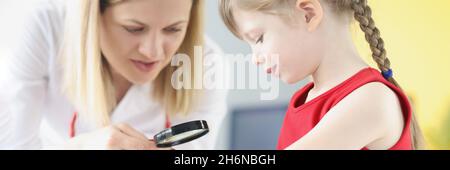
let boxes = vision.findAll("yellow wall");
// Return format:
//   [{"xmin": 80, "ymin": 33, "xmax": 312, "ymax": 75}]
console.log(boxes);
[{"xmin": 351, "ymin": 0, "xmax": 450, "ymax": 149}]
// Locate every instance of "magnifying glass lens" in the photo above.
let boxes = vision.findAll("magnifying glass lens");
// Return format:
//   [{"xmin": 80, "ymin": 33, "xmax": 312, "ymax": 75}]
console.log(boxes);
[{"xmin": 154, "ymin": 120, "xmax": 209, "ymax": 148}]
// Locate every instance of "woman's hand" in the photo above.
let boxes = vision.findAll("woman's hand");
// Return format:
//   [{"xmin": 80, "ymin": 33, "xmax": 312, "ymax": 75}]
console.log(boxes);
[{"xmin": 64, "ymin": 123, "xmax": 169, "ymax": 150}]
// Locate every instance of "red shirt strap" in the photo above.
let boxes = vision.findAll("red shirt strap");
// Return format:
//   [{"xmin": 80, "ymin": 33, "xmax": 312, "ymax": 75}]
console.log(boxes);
[
  {"xmin": 165, "ymin": 113, "xmax": 171, "ymax": 129},
  {"xmin": 69, "ymin": 112, "xmax": 77, "ymax": 138}
]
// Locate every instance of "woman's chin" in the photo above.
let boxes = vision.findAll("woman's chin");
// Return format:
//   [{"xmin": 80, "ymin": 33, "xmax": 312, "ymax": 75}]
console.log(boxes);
[
  {"xmin": 126, "ymin": 65, "xmax": 165, "ymax": 85},
  {"xmin": 128, "ymin": 74, "xmax": 156, "ymax": 85}
]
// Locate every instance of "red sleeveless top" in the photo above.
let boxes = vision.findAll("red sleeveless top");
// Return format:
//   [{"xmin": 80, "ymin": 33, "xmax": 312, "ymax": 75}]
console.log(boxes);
[{"xmin": 277, "ymin": 67, "xmax": 412, "ymax": 150}]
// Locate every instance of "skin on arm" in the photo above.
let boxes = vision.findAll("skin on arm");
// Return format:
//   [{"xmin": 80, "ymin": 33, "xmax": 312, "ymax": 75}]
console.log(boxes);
[{"xmin": 285, "ymin": 82, "xmax": 405, "ymax": 150}]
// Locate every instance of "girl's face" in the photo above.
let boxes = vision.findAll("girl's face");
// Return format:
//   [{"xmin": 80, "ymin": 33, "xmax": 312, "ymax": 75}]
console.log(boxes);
[
  {"xmin": 100, "ymin": 0, "xmax": 192, "ymax": 85},
  {"xmin": 233, "ymin": 9, "xmax": 326, "ymax": 84}
]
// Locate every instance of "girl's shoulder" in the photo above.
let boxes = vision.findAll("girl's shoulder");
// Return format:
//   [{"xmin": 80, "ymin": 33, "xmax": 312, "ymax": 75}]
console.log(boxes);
[
  {"xmin": 282, "ymin": 80, "xmax": 408, "ymax": 150},
  {"xmin": 333, "ymin": 81, "xmax": 406, "ymax": 149}
]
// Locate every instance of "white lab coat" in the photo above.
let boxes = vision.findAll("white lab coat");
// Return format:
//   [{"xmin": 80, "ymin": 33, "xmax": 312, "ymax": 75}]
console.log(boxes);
[{"xmin": 0, "ymin": 0, "xmax": 228, "ymax": 150}]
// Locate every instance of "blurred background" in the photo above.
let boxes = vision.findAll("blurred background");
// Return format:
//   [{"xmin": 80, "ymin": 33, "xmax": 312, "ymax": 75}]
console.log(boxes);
[{"xmin": 1, "ymin": 0, "xmax": 449, "ymax": 150}]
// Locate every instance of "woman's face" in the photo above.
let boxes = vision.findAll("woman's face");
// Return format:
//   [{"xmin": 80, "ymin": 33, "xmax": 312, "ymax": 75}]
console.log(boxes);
[{"xmin": 100, "ymin": 0, "xmax": 192, "ymax": 85}]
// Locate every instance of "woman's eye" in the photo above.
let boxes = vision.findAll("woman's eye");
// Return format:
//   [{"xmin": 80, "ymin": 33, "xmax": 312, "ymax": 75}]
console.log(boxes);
[
  {"xmin": 123, "ymin": 26, "xmax": 144, "ymax": 33},
  {"xmin": 256, "ymin": 34, "xmax": 264, "ymax": 44},
  {"xmin": 164, "ymin": 27, "xmax": 182, "ymax": 33}
]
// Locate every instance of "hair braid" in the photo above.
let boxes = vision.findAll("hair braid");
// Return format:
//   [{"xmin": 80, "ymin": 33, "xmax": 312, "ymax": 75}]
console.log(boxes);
[{"xmin": 349, "ymin": 0, "xmax": 424, "ymax": 149}]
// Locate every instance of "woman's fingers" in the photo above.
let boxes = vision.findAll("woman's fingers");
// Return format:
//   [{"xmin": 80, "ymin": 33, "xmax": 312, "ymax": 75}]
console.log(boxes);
[
  {"xmin": 113, "ymin": 123, "xmax": 162, "ymax": 150},
  {"xmin": 110, "ymin": 128, "xmax": 157, "ymax": 150},
  {"xmin": 115, "ymin": 123, "xmax": 149, "ymax": 140}
]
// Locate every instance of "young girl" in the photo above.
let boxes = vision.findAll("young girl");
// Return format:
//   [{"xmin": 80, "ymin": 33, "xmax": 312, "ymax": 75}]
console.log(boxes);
[{"xmin": 220, "ymin": 0, "xmax": 424, "ymax": 150}]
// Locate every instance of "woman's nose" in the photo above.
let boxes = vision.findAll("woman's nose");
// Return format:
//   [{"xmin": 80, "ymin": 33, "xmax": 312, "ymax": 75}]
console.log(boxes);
[{"xmin": 138, "ymin": 33, "xmax": 163, "ymax": 60}]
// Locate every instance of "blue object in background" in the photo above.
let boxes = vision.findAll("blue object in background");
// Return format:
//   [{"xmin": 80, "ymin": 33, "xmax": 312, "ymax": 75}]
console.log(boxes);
[{"xmin": 230, "ymin": 105, "xmax": 287, "ymax": 150}]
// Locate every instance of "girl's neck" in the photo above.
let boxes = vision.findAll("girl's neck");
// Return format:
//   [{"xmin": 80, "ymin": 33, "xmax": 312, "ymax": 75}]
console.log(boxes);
[{"xmin": 309, "ymin": 33, "xmax": 368, "ymax": 99}]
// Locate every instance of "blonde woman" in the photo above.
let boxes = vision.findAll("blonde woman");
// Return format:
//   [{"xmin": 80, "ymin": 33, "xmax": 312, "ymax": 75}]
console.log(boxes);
[{"xmin": 0, "ymin": 0, "xmax": 227, "ymax": 149}]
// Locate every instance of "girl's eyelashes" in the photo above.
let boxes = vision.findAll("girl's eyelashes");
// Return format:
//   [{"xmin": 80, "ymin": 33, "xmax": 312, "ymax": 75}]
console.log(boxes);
[{"xmin": 256, "ymin": 34, "xmax": 264, "ymax": 44}]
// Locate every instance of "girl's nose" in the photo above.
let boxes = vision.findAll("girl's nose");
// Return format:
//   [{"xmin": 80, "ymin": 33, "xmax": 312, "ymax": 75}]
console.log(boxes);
[{"xmin": 252, "ymin": 53, "xmax": 266, "ymax": 66}]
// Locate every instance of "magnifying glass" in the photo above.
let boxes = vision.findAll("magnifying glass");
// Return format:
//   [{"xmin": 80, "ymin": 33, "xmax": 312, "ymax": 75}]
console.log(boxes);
[{"xmin": 153, "ymin": 120, "xmax": 209, "ymax": 148}]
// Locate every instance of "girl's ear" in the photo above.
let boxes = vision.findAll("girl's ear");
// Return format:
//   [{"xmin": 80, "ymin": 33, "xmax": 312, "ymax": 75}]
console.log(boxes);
[{"xmin": 295, "ymin": 0, "xmax": 324, "ymax": 32}]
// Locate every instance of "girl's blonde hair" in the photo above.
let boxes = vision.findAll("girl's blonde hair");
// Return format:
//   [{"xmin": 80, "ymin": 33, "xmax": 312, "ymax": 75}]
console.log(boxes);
[
  {"xmin": 61, "ymin": 0, "xmax": 204, "ymax": 127},
  {"xmin": 220, "ymin": 0, "xmax": 425, "ymax": 149}
]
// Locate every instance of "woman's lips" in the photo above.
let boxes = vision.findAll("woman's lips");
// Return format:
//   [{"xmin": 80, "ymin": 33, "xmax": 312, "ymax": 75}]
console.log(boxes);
[{"xmin": 131, "ymin": 59, "xmax": 158, "ymax": 73}]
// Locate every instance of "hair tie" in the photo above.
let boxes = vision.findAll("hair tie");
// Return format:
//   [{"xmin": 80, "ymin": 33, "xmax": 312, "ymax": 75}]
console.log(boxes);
[{"xmin": 381, "ymin": 69, "xmax": 393, "ymax": 79}]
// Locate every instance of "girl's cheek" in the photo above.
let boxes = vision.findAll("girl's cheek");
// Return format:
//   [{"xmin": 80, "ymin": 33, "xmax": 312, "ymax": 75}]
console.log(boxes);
[
  {"xmin": 262, "ymin": 40, "xmax": 274, "ymax": 56},
  {"xmin": 266, "ymin": 41, "xmax": 284, "ymax": 63}
]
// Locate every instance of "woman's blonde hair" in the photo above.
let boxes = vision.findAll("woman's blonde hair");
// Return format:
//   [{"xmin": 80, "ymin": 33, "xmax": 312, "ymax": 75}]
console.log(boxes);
[
  {"xmin": 60, "ymin": 0, "xmax": 204, "ymax": 127},
  {"xmin": 220, "ymin": 0, "xmax": 425, "ymax": 149}
]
